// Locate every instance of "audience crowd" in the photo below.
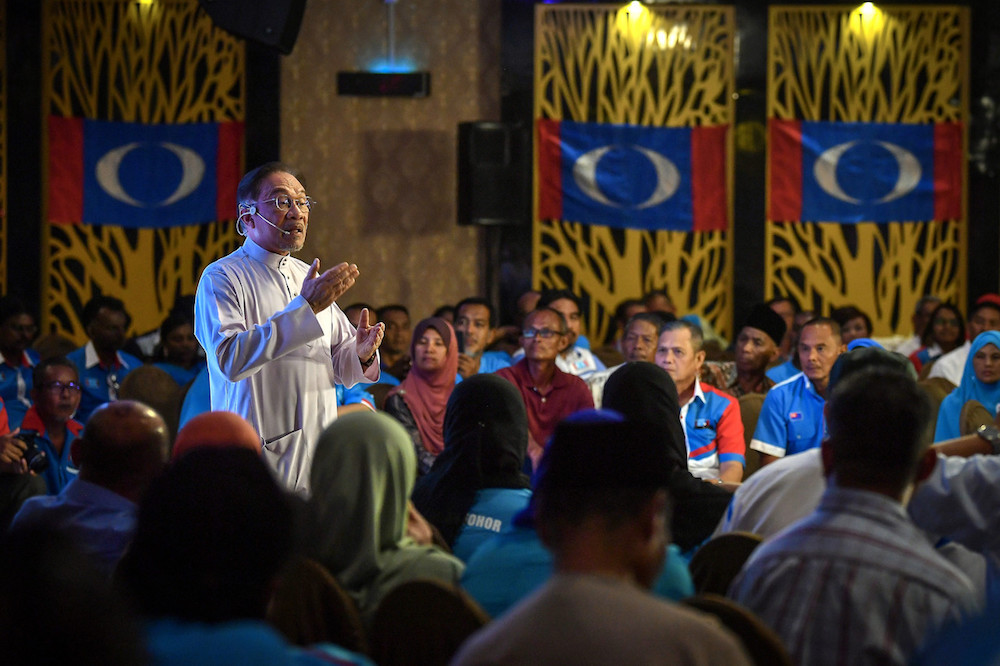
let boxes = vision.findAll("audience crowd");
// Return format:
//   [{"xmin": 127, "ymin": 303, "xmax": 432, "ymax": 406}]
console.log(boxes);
[{"xmin": 4, "ymin": 284, "xmax": 1000, "ymax": 666}]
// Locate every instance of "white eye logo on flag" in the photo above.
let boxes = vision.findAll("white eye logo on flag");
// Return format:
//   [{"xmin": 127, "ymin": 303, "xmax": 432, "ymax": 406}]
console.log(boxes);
[
  {"xmin": 813, "ymin": 140, "xmax": 922, "ymax": 205},
  {"xmin": 573, "ymin": 144, "xmax": 681, "ymax": 209},
  {"xmin": 95, "ymin": 142, "xmax": 206, "ymax": 208}
]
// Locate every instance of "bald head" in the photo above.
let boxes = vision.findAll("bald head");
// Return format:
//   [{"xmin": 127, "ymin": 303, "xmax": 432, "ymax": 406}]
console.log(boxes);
[
  {"xmin": 172, "ymin": 411, "xmax": 261, "ymax": 461},
  {"xmin": 73, "ymin": 401, "xmax": 170, "ymax": 501}
]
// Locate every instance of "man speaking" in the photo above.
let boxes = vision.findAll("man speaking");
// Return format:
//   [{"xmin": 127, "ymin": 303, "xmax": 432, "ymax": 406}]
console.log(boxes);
[{"xmin": 195, "ymin": 162, "xmax": 383, "ymax": 494}]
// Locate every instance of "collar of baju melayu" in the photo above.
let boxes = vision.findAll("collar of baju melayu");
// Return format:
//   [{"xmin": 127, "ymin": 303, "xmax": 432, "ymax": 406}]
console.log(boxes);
[{"xmin": 242, "ymin": 237, "xmax": 289, "ymax": 269}]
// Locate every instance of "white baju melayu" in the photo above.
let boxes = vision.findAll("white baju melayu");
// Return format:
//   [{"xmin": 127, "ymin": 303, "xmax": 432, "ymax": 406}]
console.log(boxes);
[{"xmin": 194, "ymin": 238, "xmax": 379, "ymax": 494}]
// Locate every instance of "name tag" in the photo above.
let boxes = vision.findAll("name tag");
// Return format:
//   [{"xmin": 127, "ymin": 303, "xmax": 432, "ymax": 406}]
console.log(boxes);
[
  {"xmin": 695, "ymin": 418, "xmax": 712, "ymax": 429},
  {"xmin": 789, "ymin": 411, "xmax": 803, "ymax": 421}
]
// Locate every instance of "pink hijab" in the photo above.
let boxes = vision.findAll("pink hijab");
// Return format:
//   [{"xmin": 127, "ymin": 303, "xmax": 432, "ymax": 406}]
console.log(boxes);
[{"xmin": 387, "ymin": 317, "xmax": 458, "ymax": 454}]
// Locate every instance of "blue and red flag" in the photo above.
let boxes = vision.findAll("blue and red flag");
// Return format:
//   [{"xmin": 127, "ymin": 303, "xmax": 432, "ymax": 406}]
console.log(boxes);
[
  {"xmin": 48, "ymin": 117, "xmax": 243, "ymax": 228},
  {"xmin": 538, "ymin": 119, "xmax": 728, "ymax": 232},
  {"xmin": 769, "ymin": 119, "xmax": 962, "ymax": 223}
]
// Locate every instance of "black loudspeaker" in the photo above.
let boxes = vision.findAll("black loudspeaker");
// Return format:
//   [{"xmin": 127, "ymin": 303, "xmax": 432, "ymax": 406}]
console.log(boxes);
[
  {"xmin": 198, "ymin": 0, "xmax": 306, "ymax": 55},
  {"xmin": 457, "ymin": 122, "xmax": 530, "ymax": 226}
]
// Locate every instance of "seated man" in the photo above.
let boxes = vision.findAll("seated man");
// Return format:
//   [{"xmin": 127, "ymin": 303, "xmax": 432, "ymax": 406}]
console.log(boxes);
[
  {"xmin": 453, "ymin": 414, "xmax": 750, "ymax": 665},
  {"xmin": 376, "ymin": 304, "xmax": 411, "ymax": 384},
  {"xmin": 453, "ymin": 297, "xmax": 512, "ymax": 380},
  {"xmin": 656, "ymin": 320, "xmax": 744, "ymax": 484},
  {"xmin": 587, "ymin": 311, "xmax": 669, "ymax": 407},
  {"xmin": 751, "ymin": 317, "xmax": 843, "ymax": 466},
  {"xmin": 10, "ymin": 401, "xmax": 169, "ymax": 576},
  {"xmin": 513, "ymin": 290, "xmax": 606, "ymax": 380},
  {"xmin": 3, "ymin": 356, "xmax": 85, "ymax": 495},
  {"xmin": 67, "ymin": 295, "xmax": 142, "ymax": 424},
  {"xmin": 593, "ymin": 297, "xmax": 647, "ymax": 367},
  {"xmin": 495, "ymin": 308, "xmax": 593, "ymax": 465},
  {"xmin": 725, "ymin": 303, "xmax": 787, "ymax": 397},
  {"xmin": 730, "ymin": 368, "xmax": 978, "ymax": 666},
  {"xmin": 0, "ymin": 296, "xmax": 40, "ymax": 430}
]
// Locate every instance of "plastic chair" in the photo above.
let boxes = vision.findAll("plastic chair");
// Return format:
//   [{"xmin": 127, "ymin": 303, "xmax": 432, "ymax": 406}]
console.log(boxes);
[
  {"xmin": 370, "ymin": 579, "xmax": 490, "ymax": 666},
  {"xmin": 688, "ymin": 531, "xmax": 763, "ymax": 596},
  {"xmin": 266, "ymin": 558, "xmax": 367, "ymax": 654},
  {"xmin": 682, "ymin": 593, "xmax": 792, "ymax": 666}
]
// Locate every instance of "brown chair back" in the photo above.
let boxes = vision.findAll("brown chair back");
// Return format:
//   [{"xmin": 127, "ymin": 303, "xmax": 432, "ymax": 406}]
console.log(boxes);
[
  {"xmin": 266, "ymin": 558, "xmax": 367, "ymax": 654},
  {"xmin": 370, "ymin": 579, "xmax": 490, "ymax": 666},
  {"xmin": 688, "ymin": 531, "xmax": 763, "ymax": 596},
  {"xmin": 917, "ymin": 376, "xmax": 957, "ymax": 427},
  {"xmin": 364, "ymin": 383, "xmax": 394, "ymax": 411},
  {"xmin": 738, "ymin": 393, "xmax": 766, "ymax": 479},
  {"xmin": 682, "ymin": 593, "xmax": 792, "ymax": 666},
  {"xmin": 961, "ymin": 399, "xmax": 992, "ymax": 435}
]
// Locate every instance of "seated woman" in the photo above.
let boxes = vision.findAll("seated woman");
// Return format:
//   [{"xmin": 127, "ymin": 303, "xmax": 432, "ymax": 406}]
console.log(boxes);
[
  {"xmin": 910, "ymin": 303, "xmax": 965, "ymax": 374},
  {"xmin": 831, "ymin": 305, "xmax": 873, "ymax": 345},
  {"xmin": 602, "ymin": 362, "xmax": 732, "ymax": 553},
  {"xmin": 152, "ymin": 311, "xmax": 206, "ymax": 387},
  {"xmin": 934, "ymin": 330, "xmax": 1000, "ymax": 442},
  {"xmin": 411, "ymin": 374, "xmax": 532, "ymax": 562},
  {"xmin": 384, "ymin": 317, "xmax": 459, "ymax": 474},
  {"xmin": 308, "ymin": 412, "xmax": 464, "ymax": 627}
]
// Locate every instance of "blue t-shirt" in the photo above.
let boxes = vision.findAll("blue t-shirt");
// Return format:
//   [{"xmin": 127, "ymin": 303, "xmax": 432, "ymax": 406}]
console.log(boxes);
[
  {"xmin": 153, "ymin": 360, "xmax": 206, "ymax": 387},
  {"xmin": 178, "ymin": 366, "xmax": 211, "ymax": 431},
  {"xmin": 336, "ymin": 383, "xmax": 375, "ymax": 409},
  {"xmin": 682, "ymin": 382, "xmax": 745, "ymax": 479},
  {"xmin": 0, "ymin": 349, "xmax": 39, "ymax": 431},
  {"xmin": 20, "ymin": 406, "xmax": 84, "ymax": 494},
  {"xmin": 66, "ymin": 346, "xmax": 143, "ymax": 424},
  {"xmin": 750, "ymin": 372, "xmax": 826, "ymax": 458},
  {"xmin": 452, "ymin": 488, "xmax": 531, "ymax": 562},
  {"xmin": 461, "ymin": 524, "xmax": 694, "ymax": 618},
  {"xmin": 765, "ymin": 358, "xmax": 800, "ymax": 384}
]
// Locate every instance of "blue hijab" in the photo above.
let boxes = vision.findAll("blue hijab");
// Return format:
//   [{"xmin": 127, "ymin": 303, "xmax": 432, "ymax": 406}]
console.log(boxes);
[{"xmin": 934, "ymin": 331, "xmax": 1000, "ymax": 441}]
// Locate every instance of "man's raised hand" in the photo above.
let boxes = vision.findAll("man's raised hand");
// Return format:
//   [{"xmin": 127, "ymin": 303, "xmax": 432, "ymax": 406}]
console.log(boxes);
[{"xmin": 301, "ymin": 259, "xmax": 359, "ymax": 314}]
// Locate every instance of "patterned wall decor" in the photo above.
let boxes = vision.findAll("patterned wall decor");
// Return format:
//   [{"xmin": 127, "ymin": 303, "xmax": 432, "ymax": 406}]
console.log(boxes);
[
  {"xmin": 535, "ymin": 4, "xmax": 735, "ymax": 343},
  {"xmin": 767, "ymin": 6, "xmax": 968, "ymax": 334},
  {"xmin": 42, "ymin": 0, "xmax": 243, "ymax": 342},
  {"xmin": 280, "ymin": 0, "xmax": 497, "ymax": 321}
]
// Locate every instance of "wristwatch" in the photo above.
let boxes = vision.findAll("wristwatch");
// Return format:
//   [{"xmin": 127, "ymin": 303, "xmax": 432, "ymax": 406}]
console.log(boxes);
[{"xmin": 975, "ymin": 424, "xmax": 1000, "ymax": 455}]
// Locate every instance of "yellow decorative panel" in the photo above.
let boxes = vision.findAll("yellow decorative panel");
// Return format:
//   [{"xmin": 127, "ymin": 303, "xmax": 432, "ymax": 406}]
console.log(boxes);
[
  {"xmin": 767, "ymin": 5, "xmax": 968, "ymax": 333},
  {"xmin": 535, "ymin": 4, "xmax": 735, "ymax": 343},
  {"xmin": 42, "ymin": 0, "xmax": 243, "ymax": 342}
]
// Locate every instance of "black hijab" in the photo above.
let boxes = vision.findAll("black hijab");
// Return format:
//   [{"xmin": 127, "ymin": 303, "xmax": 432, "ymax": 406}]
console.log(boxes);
[
  {"xmin": 602, "ymin": 362, "xmax": 689, "ymax": 471},
  {"xmin": 411, "ymin": 374, "xmax": 531, "ymax": 546},
  {"xmin": 601, "ymin": 362, "xmax": 732, "ymax": 551}
]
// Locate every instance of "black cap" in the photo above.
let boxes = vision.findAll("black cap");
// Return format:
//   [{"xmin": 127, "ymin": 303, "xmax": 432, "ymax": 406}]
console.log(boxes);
[{"xmin": 741, "ymin": 304, "xmax": 787, "ymax": 347}]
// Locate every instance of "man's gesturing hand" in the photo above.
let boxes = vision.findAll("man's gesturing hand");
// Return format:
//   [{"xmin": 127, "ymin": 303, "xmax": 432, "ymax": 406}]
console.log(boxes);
[
  {"xmin": 356, "ymin": 308, "xmax": 385, "ymax": 365},
  {"xmin": 301, "ymin": 259, "xmax": 359, "ymax": 314}
]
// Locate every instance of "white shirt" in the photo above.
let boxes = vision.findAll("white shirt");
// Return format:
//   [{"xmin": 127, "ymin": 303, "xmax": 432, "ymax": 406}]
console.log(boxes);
[
  {"xmin": 927, "ymin": 340, "xmax": 970, "ymax": 386},
  {"xmin": 194, "ymin": 238, "xmax": 378, "ymax": 494}
]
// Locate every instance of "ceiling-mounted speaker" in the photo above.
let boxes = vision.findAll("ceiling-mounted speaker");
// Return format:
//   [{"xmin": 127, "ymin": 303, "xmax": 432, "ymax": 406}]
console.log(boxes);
[{"xmin": 198, "ymin": 0, "xmax": 306, "ymax": 55}]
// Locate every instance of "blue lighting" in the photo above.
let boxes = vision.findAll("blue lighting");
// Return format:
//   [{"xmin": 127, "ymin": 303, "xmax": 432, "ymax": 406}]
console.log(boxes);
[{"xmin": 368, "ymin": 59, "xmax": 418, "ymax": 74}]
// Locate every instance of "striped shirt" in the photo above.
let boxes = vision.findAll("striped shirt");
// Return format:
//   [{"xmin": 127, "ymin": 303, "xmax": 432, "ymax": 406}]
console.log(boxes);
[{"xmin": 730, "ymin": 485, "xmax": 978, "ymax": 666}]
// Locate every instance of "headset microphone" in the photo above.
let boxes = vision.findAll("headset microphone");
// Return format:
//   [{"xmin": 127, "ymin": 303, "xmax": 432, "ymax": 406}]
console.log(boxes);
[{"xmin": 255, "ymin": 211, "xmax": 291, "ymax": 235}]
